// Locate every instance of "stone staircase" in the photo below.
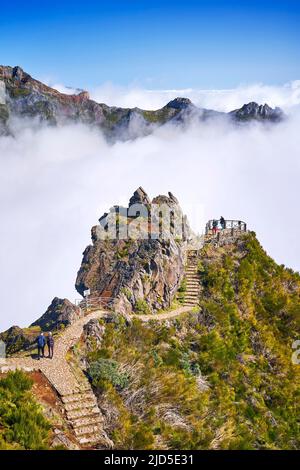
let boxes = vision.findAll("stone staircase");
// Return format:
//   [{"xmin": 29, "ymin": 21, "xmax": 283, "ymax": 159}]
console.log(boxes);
[
  {"xmin": 61, "ymin": 389, "xmax": 113, "ymax": 447},
  {"xmin": 184, "ymin": 250, "xmax": 201, "ymax": 307}
]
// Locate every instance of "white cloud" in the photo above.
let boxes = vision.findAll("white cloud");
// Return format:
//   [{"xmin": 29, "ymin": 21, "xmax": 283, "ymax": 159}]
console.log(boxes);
[
  {"xmin": 89, "ymin": 80, "xmax": 300, "ymax": 112},
  {"xmin": 0, "ymin": 83, "xmax": 300, "ymax": 331}
]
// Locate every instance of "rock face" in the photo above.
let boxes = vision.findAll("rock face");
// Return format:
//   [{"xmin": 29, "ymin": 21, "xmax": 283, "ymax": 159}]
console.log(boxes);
[
  {"xmin": 229, "ymin": 102, "xmax": 284, "ymax": 122},
  {"xmin": 82, "ymin": 319, "xmax": 105, "ymax": 351},
  {"xmin": 30, "ymin": 297, "xmax": 83, "ymax": 331},
  {"xmin": 0, "ymin": 65, "xmax": 285, "ymax": 139},
  {"xmin": 76, "ymin": 188, "xmax": 191, "ymax": 314},
  {"xmin": 0, "ymin": 325, "xmax": 38, "ymax": 354}
]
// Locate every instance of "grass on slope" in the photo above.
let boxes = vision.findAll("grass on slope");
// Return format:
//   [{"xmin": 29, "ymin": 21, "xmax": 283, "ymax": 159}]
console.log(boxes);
[{"xmin": 86, "ymin": 232, "xmax": 300, "ymax": 450}]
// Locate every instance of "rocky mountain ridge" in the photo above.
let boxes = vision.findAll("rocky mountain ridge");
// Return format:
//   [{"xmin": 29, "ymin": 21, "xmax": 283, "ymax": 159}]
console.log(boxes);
[{"xmin": 0, "ymin": 65, "xmax": 284, "ymax": 140}]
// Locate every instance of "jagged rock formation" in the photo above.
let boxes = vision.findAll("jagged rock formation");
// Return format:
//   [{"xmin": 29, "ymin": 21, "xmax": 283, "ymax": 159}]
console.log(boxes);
[
  {"xmin": 0, "ymin": 65, "xmax": 285, "ymax": 140},
  {"xmin": 229, "ymin": 102, "xmax": 283, "ymax": 122},
  {"xmin": 76, "ymin": 188, "xmax": 191, "ymax": 314},
  {"xmin": 30, "ymin": 297, "xmax": 82, "ymax": 331}
]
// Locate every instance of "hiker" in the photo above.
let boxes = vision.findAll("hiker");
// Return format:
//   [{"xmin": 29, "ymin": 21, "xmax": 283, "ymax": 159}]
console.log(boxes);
[
  {"xmin": 47, "ymin": 332, "xmax": 54, "ymax": 359},
  {"xmin": 212, "ymin": 219, "xmax": 218, "ymax": 235},
  {"xmin": 220, "ymin": 216, "xmax": 226, "ymax": 230},
  {"xmin": 37, "ymin": 333, "xmax": 46, "ymax": 360}
]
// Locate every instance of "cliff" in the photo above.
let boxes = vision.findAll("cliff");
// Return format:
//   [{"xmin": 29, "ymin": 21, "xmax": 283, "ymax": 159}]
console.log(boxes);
[{"xmin": 75, "ymin": 187, "xmax": 192, "ymax": 315}]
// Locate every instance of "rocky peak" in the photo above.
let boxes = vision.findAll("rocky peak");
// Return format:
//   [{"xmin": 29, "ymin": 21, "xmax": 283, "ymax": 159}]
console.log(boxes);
[
  {"xmin": 152, "ymin": 191, "xmax": 180, "ymax": 206},
  {"xmin": 30, "ymin": 297, "xmax": 82, "ymax": 331},
  {"xmin": 12, "ymin": 66, "xmax": 25, "ymax": 81},
  {"xmin": 129, "ymin": 186, "xmax": 151, "ymax": 207},
  {"xmin": 230, "ymin": 102, "xmax": 284, "ymax": 121},
  {"xmin": 166, "ymin": 97, "xmax": 193, "ymax": 110}
]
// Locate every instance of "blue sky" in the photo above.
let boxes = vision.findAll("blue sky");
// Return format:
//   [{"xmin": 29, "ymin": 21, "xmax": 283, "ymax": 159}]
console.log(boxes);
[{"xmin": 0, "ymin": 0, "xmax": 299, "ymax": 89}]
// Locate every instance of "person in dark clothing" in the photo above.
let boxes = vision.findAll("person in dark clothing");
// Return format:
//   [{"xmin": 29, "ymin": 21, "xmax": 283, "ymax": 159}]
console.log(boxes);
[
  {"xmin": 37, "ymin": 333, "xmax": 46, "ymax": 360},
  {"xmin": 212, "ymin": 219, "xmax": 218, "ymax": 235},
  {"xmin": 220, "ymin": 216, "xmax": 226, "ymax": 230},
  {"xmin": 47, "ymin": 332, "xmax": 54, "ymax": 359}
]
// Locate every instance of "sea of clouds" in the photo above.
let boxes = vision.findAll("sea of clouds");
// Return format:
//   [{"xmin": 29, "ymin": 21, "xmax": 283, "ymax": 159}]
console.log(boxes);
[
  {"xmin": 53, "ymin": 79, "xmax": 300, "ymax": 112},
  {"xmin": 0, "ymin": 82, "xmax": 300, "ymax": 330}
]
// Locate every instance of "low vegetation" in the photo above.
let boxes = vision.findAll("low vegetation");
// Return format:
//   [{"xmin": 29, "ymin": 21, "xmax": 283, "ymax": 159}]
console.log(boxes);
[
  {"xmin": 85, "ymin": 232, "xmax": 300, "ymax": 450},
  {"xmin": 0, "ymin": 370, "xmax": 51, "ymax": 449}
]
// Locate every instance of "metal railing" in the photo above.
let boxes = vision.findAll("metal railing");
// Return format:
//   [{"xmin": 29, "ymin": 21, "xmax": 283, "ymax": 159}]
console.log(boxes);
[
  {"xmin": 75, "ymin": 295, "xmax": 114, "ymax": 312},
  {"xmin": 205, "ymin": 219, "xmax": 247, "ymax": 234}
]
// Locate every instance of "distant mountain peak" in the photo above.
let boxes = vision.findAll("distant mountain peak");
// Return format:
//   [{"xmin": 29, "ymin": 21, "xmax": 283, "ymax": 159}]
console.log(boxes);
[
  {"xmin": 166, "ymin": 97, "xmax": 194, "ymax": 109},
  {"xmin": 230, "ymin": 101, "xmax": 284, "ymax": 121}
]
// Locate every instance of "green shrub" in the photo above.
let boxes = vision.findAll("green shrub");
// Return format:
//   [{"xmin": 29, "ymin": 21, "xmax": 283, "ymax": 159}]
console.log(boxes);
[
  {"xmin": 88, "ymin": 358, "xmax": 129, "ymax": 390},
  {"xmin": 134, "ymin": 299, "xmax": 151, "ymax": 315},
  {"xmin": 0, "ymin": 370, "xmax": 51, "ymax": 450}
]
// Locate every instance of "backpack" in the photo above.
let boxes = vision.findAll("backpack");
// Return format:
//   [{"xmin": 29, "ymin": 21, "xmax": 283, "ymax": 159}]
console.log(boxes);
[{"xmin": 37, "ymin": 335, "xmax": 45, "ymax": 347}]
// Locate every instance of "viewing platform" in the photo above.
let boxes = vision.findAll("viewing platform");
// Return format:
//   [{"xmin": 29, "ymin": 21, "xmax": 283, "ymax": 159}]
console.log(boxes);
[{"xmin": 204, "ymin": 219, "xmax": 248, "ymax": 246}]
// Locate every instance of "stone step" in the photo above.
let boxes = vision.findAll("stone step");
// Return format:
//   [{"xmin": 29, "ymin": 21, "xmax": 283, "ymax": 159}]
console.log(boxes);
[
  {"xmin": 66, "ymin": 406, "xmax": 100, "ymax": 420},
  {"xmin": 79, "ymin": 433, "xmax": 105, "ymax": 445},
  {"xmin": 64, "ymin": 398, "xmax": 97, "ymax": 412},
  {"xmin": 61, "ymin": 391, "xmax": 95, "ymax": 404},
  {"xmin": 74, "ymin": 424, "xmax": 102, "ymax": 437},
  {"xmin": 71, "ymin": 415, "xmax": 103, "ymax": 429}
]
